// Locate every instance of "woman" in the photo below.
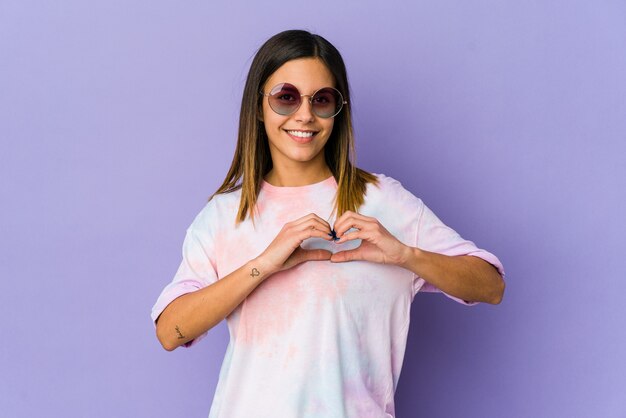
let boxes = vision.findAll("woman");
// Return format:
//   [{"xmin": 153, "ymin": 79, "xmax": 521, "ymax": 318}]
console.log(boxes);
[{"xmin": 151, "ymin": 29, "xmax": 505, "ymax": 418}]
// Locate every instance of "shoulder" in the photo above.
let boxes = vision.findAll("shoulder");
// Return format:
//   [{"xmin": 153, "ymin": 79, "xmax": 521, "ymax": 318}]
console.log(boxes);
[
  {"xmin": 189, "ymin": 188, "xmax": 242, "ymax": 232},
  {"xmin": 358, "ymin": 173, "xmax": 424, "ymax": 243},
  {"xmin": 365, "ymin": 172, "xmax": 424, "ymax": 208}
]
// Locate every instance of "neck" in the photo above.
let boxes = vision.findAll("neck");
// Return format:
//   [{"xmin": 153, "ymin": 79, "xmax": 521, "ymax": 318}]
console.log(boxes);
[{"xmin": 264, "ymin": 164, "xmax": 333, "ymax": 187}]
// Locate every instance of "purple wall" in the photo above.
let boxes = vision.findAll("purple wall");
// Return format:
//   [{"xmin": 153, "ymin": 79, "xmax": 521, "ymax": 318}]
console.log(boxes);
[{"xmin": 1, "ymin": 1, "xmax": 625, "ymax": 417}]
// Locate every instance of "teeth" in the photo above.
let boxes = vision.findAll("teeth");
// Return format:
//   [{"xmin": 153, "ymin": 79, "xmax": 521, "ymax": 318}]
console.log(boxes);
[{"xmin": 287, "ymin": 130, "xmax": 315, "ymax": 138}]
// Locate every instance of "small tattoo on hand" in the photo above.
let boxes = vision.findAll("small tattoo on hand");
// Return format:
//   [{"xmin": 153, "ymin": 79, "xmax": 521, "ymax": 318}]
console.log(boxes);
[
  {"xmin": 250, "ymin": 267, "xmax": 260, "ymax": 278},
  {"xmin": 175, "ymin": 325, "xmax": 185, "ymax": 339}
]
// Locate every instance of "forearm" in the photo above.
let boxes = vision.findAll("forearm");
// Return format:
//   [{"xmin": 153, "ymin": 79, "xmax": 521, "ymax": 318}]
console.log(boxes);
[
  {"xmin": 400, "ymin": 247, "xmax": 505, "ymax": 304},
  {"xmin": 155, "ymin": 257, "xmax": 272, "ymax": 351}
]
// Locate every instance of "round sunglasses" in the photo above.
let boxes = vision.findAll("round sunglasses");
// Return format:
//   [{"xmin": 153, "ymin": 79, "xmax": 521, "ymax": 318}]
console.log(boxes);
[{"xmin": 260, "ymin": 83, "xmax": 347, "ymax": 119}]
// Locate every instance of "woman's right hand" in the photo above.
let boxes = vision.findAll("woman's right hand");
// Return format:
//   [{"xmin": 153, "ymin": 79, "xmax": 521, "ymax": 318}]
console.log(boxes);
[{"xmin": 256, "ymin": 213, "xmax": 334, "ymax": 276}]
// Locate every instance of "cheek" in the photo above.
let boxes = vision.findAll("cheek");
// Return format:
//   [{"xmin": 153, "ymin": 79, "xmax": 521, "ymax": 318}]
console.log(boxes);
[
  {"xmin": 321, "ymin": 119, "xmax": 335, "ymax": 137},
  {"xmin": 262, "ymin": 106, "xmax": 287, "ymax": 133}
]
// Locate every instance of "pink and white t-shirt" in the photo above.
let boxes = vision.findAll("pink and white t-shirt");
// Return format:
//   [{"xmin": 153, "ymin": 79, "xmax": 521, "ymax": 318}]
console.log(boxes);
[{"xmin": 151, "ymin": 173, "xmax": 505, "ymax": 418}]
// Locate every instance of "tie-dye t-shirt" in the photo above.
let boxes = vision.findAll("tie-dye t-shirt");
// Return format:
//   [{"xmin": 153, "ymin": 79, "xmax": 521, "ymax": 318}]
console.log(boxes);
[{"xmin": 151, "ymin": 173, "xmax": 505, "ymax": 418}]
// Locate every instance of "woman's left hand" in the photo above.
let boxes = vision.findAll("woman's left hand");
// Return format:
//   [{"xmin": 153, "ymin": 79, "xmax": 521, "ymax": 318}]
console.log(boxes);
[{"xmin": 330, "ymin": 211, "xmax": 411, "ymax": 266}]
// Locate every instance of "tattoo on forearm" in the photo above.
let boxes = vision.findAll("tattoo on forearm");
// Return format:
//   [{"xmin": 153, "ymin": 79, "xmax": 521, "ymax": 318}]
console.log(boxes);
[
  {"xmin": 250, "ymin": 267, "xmax": 260, "ymax": 278},
  {"xmin": 175, "ymin": 325, "xmax": 185, "ymax": 339}
]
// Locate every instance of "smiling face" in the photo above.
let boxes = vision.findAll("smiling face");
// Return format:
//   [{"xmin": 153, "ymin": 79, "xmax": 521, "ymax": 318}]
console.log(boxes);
[{"xmin": 260, "ymin": 58, "xmax": 336, "ymax": 181}]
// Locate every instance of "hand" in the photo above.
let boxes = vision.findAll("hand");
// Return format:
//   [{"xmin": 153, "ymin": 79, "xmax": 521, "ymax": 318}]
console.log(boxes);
[
  {"xmin": 257, "ymin": 213, "xmax": 333, "ymax": 276},
  {"xmin": 330, "ymin": 211, "xmax": 411, "ymax": 266}
]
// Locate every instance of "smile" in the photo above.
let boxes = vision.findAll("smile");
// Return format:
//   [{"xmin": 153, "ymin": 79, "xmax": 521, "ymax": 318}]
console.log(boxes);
[
  {"xmin": 285, "ymin": 129, "xmax": 319, "ymax": 144},
  {"xmin": 286, "ymin": 130, "xmax": 316, "ymax": 138}
]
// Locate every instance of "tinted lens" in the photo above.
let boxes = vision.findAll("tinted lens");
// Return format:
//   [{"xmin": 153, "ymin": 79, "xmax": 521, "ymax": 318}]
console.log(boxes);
[
  {"xmin": 268, "ymin": 83, "xmax": 301, "ymax": 115},
  {"xmin": 312, "ymin": 88, "xmax": 343, "ymax": 118}
]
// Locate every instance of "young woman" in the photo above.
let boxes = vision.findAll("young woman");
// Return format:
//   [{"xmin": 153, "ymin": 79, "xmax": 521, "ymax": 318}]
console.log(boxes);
[{"xmin": 151, "ymin": 29, "xmax": 505, "ymax": 418}]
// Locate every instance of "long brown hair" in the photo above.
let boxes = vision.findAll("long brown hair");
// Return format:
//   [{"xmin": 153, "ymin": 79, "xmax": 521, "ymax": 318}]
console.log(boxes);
[{"xmin": 209, "ymin": 29, "xmax": 379, "ymax": 225}]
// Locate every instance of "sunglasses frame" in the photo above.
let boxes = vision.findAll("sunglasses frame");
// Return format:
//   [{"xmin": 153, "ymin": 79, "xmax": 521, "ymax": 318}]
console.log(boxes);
[{"xmin": 260, "ymin": 83, "xmax": 348, "ymax": 119}]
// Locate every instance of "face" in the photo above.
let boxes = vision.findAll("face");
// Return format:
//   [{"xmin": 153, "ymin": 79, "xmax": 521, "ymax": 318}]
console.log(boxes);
[{"xmin": 260, "ymin": 58, "xmax": 336, "ymax": 171}]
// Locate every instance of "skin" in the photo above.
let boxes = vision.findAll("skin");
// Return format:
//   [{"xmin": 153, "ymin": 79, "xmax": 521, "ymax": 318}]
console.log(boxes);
[
  {"xmin": 330, "ymin": 211, "xmax": 505, "ymax": 305},
  {"xmin": 155, "ymin": 58, "xmax": 505, "ymax": 351},
  {"xmin": 260, "ymin": 57, "xmax": 335, "ymax": 187}
]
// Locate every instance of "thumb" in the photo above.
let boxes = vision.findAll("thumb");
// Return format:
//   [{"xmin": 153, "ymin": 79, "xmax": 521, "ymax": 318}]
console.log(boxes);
[
  {"xmin": 292, "ymin": 247, "xmax": 332, "ymax": 264},
  {"xmin": 330, "ymin": 249, "xmax": 360, "ymax": 263},
  {"xmin": 302, "ymin": 248, "xmax": 333, "ymax": 261}
]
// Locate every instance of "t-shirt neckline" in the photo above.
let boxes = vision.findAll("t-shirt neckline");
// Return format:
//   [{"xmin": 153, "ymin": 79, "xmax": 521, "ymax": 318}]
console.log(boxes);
[{"xmin": 260, "ymin": 175, "xmax": 337, "ymax": 195}]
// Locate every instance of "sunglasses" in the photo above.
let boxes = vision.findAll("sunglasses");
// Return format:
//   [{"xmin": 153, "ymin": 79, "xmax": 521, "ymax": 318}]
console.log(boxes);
[{"xmin": 260, "ymin": 83, "xmax": 347, "ymax": 119}]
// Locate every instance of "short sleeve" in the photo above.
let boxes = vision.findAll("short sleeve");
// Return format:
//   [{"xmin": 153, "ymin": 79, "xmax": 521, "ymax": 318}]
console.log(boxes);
[
  {"xmin": 150, "ymin": 224, "xmax": 219, "ymax": 347},
  {"xmin": 412, "ymin": 200, "xmax": 505, "ymax": 306}
]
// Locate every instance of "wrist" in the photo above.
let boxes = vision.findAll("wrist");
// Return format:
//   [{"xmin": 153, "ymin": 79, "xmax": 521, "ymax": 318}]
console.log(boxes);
[
  {"xmin": 399, "ymin": 246, "xmax": 424, "ymax": 271},
  {"xmin": 248, "ymin": 255, "xmax": 275, "ymax": 282}
]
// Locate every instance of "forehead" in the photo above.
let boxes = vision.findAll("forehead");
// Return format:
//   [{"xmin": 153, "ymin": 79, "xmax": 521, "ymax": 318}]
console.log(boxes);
[{"xmin": 264, "ymin": 58, "xmax": 335, "ymax": 91}]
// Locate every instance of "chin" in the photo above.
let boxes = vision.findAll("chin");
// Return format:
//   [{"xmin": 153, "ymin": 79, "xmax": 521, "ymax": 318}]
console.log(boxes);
[{"xmin": 288, "ymin": 151, "xmax": 322, "ymax": 162}]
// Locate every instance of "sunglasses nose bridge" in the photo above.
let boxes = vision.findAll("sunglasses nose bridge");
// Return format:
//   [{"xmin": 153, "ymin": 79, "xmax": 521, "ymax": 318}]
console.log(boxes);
[{"xmin": 292, "ymin": 93, "xmax": 315, "ymax": 119}]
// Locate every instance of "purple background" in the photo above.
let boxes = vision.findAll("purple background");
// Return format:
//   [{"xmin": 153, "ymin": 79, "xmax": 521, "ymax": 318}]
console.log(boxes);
[{"xmin": 1, "ymin": 1, "xmax": 625, "ymax": 417}]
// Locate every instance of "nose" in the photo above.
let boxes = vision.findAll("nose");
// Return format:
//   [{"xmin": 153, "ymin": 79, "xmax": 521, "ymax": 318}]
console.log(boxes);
[{"xmin": 293, "ymin": 95, "xmax": 315, "ymax": 122}]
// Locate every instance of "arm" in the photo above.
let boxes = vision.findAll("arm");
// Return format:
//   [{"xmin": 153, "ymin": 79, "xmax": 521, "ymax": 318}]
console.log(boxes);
[
  {"xmin": 155, "ymin": 213, "xmax": 334, "ymax": 351},
  {"xmin": 330, "ymin": 209, "xmax": 505, "ymax": 305},
  {"xmin": 155, "ymin": 257, "xmax": 272, "ymax": 351},
  {"xmin": 399, "ymin": 247, "xmax": 505, "ymax": 305}
]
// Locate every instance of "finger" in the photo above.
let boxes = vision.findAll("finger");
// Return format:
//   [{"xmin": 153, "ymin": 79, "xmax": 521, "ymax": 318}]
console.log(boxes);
[
  {"xmin": 290, "ymin": 219, "xmax": 332, "ymax": 237},
  {"xmin": 330, "ymin": 249, "xmax": 361, "ymax": 263},
  {"xmin": 300, "ymin": 248, "xmax": 333, "ymax": 261},
  {"xmin": 334, "ymin": 210, "xmax": 372, "ymax": 224},
  {"xmin": 291, "ymin": 213, "xmax": 332, "ymax": 229},
  {"xmin": 334, "ymin": 230, "xmax": 366, "ymax": 244},
  {"xmin": 287, "ymin": 247, "xmax": 332, "ymax": 269},
  {"xmin": 296, "ymin": 226, "xmax": 335, "ymax": 242},
  {"xmin": 292, "ymin": 218, "xmax": 332, "ymax": 236},
  {"xmin": 334, "ymin": 217, "xmax": 375, "ymax": 238}
]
